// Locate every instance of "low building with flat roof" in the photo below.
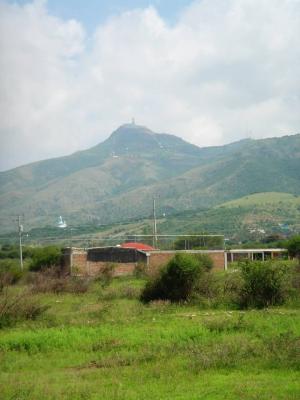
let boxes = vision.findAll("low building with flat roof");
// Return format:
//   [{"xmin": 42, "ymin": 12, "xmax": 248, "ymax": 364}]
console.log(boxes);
[{"xmin": 62, "ymin": 246, "xmax": 287, "ymax": 276}]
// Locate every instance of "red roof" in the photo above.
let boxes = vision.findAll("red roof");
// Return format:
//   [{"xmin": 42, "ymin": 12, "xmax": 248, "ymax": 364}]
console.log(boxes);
[{"xmin": 120, "ymin": 242, "xmax": 155, "ymax": 251}]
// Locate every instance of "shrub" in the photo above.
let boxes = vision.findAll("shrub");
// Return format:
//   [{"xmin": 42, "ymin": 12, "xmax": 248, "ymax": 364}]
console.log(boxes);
[
  {"xmin": 193, "ymin": 254, "xmax": 213, "ymax": 271},
  {"xmin": 291, "ymin": 264, "xmax": 300, "ymax": 291},
  {"xmin": 191, "ymin": 271, "xmax": 244, "ymax": 308},
  {"xmin": 29, "ymin": 246, "xmax": 62, "ymax": 271},
  {"xmin": 0, "ymin": 289, "xmax": 48, "ymax": 328},
  {"xmin": 0, "ymin": 246, "xmax": 19, "ymax": 259},
  {"xmin": 238, "ymin": 260, "xmax": 292, "ymax": 308},
  {"xmin": 0, "ymin": 244, "xmax": 34, "ymax": 260},
  {"xmin": 30, "ymin": 270, "xmax": 90, "ymax": 294},
  {"xmin": 286, "ymin": 235, "xmax": 300, "ymax": 264},
  {"xmin": 140, "ymin": 253, "xmax": 205, "ymax": 303},
  {"xmin": 193, "ymin": 271, "xmax": 217, "ymax": 297},
  {"xmin": 95, "ymin": 263, "xmax": 116, "ymax": 287},
  {"xmin": 134, "ymin": 262, "xmax": 147, "ymax": 278},
  {"xmin": 220, "ymin": 271, "xmax": 244, "ymax": 307},
  {"xmin": 0, "ymin": 259, "xmax": 23, "ymax": 292}
]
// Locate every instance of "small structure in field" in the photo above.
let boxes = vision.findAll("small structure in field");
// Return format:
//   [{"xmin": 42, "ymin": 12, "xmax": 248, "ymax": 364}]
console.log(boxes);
[{"xmin": 62, "ymin": 245, "xmax": 287, "ymax": 277}]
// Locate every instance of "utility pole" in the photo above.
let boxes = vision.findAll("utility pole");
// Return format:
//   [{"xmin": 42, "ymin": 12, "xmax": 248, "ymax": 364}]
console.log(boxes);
[
  {"xmin": 153, "ymin": 197, "xmax": 157, "ymax": 248},
  {"xmin": 17, "ymin": 215, "xmax": 23, "ymax": 270}
]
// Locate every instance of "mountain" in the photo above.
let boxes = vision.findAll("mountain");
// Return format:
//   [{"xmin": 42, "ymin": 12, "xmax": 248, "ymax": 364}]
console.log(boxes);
[{"xmin": 0, "ymin": 123, "xmax": 299, "ymax": 232}]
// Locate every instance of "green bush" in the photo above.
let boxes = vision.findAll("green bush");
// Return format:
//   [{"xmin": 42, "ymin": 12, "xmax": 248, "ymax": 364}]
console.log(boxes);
[
  {"xmin": 0, "ymin": 259, "xmax": 23, "ymax": 292},
  {"xmin": 0, "ymin": 247, "xmax": 19, "ymax": 259},
  {"xmin": 238, "ymin": 260, "xmax": 292, "ymax": 308},
  {"xmin": 191, "ymin": 271, "xmax": 244, "ymax": 309},
  {"xmin": 0, "ymin": 244, "xmax": 34, "ymax": 260},
  {"xmin": 193, "ymin": 254, "xmax": 213, "ymax": 271},
  {"xmin": 140, "ymin": 253, "xmax": 205, "ymax": 303},
  {"xmin": 286, "ymin": 235, "xmax": 300, "ymax": 264},
  {"xmin": 29, "ymin": 246, "xmax": 62, "ymax": 271}
]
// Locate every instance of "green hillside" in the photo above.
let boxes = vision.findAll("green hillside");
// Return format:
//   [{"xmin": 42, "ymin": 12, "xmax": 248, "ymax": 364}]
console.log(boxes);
[
  {"xmin": 220, "ymin": 192, "xmax": 300, "ymax": 207},
  {"xmin": 157, "ymin": 192, "xmax": 300, "ymax": 242},
  {"xmin": 4, "ymin": 192, "xmax": 297, "ymax": 248},
  {"xmin": 0, "ymin": 123, "xmax": 299, "ymax": 233}
]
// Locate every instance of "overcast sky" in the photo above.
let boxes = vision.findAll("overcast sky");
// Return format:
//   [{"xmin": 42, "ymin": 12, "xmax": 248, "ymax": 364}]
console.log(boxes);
[{"xmin": 1, "ymin": 0, "xmax": 300, "ymax": 171}]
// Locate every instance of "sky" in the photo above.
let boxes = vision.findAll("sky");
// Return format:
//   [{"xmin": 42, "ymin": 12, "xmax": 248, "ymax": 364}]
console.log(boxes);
[{"xmin": 0, "ymin": 0, "xmax": 300, "ymax": 171}]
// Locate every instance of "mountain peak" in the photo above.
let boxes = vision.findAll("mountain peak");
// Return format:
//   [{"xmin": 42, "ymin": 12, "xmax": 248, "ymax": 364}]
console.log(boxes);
[
  {"xmin": 106, "ymin": 123, "xmax": 161, "ymax": 153},
  {"xmin": 110, "ymin": 122, "xmax": 154, "ymax": 136},
  {"xmin": 105, "ymin": 123, "xmax": 205, "ymax": 156}
]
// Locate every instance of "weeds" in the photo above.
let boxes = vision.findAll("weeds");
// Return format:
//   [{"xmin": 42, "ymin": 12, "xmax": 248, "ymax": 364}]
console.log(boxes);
[
  {"xmin": 29, "ymin": 269, "xmax": 90, "ymax": 294},
  {"xmin": 94, "ymin": 263, "xmax": 115, "ymax": 287},
  {"xmin": 189, "ymin": 335, "xmax": 260, "ymax": 370},
  {"xmin": 134, "ymin": 262, "xmax": 147, "ymax": 278},
  {"xmin": 0, "ymin": 271, "xmax": 299, "ymax": 399},
  {"xmin": 98, "ymin": 285, "xmax": 141, "ymax": 300},
  {"xmin": 203, "ymin": 314, "xmax": 249, "ymax": 333},
  {"xmin": 265, "ymin": 331, "xmax": 300, "ymax": 369},
  {"xmin": 80, "ymin": 350, "xmax": 156, "ymax": 370},
  {"xmin": 0, "ymin": 289, "xmax": 48, "ymax": 328}
]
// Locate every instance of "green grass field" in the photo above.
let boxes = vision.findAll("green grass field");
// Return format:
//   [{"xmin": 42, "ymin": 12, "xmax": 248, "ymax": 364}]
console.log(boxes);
[{"xmin": 0, "ymin": 277, "xmax": 299, "ymax": 400}]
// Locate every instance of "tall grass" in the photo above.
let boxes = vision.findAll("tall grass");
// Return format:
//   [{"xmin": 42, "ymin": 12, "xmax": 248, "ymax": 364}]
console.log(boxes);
[
  {"xmin": 0, "ymin": 265, "xmax": 299, "ymax": 399},
  {"xmin": 0, "ymin": 289, "xmax": 48, "ymax": 328}
]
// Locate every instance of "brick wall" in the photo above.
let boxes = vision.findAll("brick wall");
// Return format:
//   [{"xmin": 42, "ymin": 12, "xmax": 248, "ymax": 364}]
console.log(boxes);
[
  {"xmin": 71, "ymin": 250, "xmax": 88, "ymax": 275},
  {"xmin": 65, "ymin": 248, "xmax": 225, "ymax": 277},
  {"xmin": 87, "ymin": 261, "xmax": 136, "ymax": 277},
  {"xmin": 69, "ymin": 249, "xmax": 138, "ymax": 277},
  {"xmin": 148, "ymin": 251, "xmax": 225, "ymax": 272}
]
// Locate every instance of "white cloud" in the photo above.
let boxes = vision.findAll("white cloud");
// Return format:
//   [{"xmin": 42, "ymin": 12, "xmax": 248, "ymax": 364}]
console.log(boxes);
[{"xmin": 0, "ymin": 0, "xmax": 299, "ymax": 170}]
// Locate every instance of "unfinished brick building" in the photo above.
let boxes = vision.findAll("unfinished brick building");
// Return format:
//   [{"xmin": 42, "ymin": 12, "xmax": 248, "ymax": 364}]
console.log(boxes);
[
  {"xmin": 62, "ymin": 245, "xmax": 287, "ymax": 277},
  {"xmin": 62, "ymin": 246, "xmax": 226, "ymax": 276}
]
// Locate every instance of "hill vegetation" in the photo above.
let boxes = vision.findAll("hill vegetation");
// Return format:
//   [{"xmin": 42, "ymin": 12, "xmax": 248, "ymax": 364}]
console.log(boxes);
[
  {"xmin": 0, "ymin": 123, "xmax": 299, "ymax": 233},
  {"xmin": 1, "ymin": 191, "xmax": 298, "ymax": 247}
]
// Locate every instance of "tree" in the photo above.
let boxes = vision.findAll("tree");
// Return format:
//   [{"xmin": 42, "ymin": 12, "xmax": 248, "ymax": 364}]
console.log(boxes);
[
  {"xmin": 286, "ymin": 235, "xmax": 300, "ymax": 264},
  {"xmin": 29, "ymin": 246, "xmax": 62, "ymax": 271},
  {"xmin": 174, "ymin": 235, "xmax": 223, "ymax": 250}
]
